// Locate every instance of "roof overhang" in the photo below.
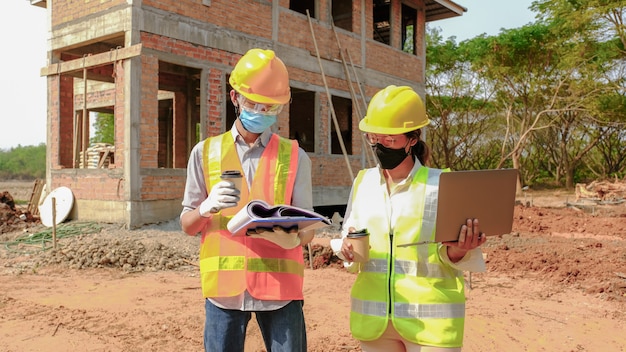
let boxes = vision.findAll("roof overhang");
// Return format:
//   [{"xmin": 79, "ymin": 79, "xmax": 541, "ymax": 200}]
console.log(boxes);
[
  {"xmin": 30, "ymin": 0, "xmax": 47, "ymax": 9},
  {"xmin": 425, "ymin": 0, "xmax": 467, "ymax": 22}
]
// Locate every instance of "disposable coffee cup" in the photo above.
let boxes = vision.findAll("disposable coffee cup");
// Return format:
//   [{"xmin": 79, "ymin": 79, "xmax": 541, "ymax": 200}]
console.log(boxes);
[
  {"xmin": 221, "ymin": 170, "xmax": 243, "ymax": 191},
  {"xmin": 347, "ymin": 229, "xmax": 370, "ymax": 263}
]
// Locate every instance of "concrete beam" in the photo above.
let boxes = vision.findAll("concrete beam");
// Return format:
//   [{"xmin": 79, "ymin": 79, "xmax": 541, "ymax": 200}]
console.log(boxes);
[{"xmin": 40, "ymin": 44, "xmax": 142, "ymax": 76}]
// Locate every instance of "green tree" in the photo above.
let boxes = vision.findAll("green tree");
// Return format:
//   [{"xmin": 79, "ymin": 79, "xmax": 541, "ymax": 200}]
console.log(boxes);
[
  {"xmin": 425, "ymin": 3, "xmax": 626, "ymax": 189},
  {"xmin": 533, "ymin": 0, "xmax": 626, "ymax": 57},
  {"xmin": 460, "ymin": 22, "xmax": 619, "ymax": 189},
  {"xmin": 90, "ymin": 112, "xmax": 115, "ymax": 145},
  {"xmin": 0, "ymin": 144, "xmax": 46, "ymax": 180},
  {"xmin": 425, "ymin": 29, "xmax": 502, "ymax": 171},
  {"xmin": 531, "ymin": 0, "xmax": 626, "ymax": 185}
]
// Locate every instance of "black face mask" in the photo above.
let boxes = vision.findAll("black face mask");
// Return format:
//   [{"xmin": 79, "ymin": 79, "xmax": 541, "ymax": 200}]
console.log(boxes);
[{"xmin": 373, "ymin": 143, "xmax": 409, "ymax": 170}]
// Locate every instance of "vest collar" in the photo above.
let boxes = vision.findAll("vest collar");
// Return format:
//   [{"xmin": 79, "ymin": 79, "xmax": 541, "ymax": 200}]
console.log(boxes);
[
  {"xmin": 378, "ymin": 156, "xmax": 424, "ymax": 186},
  {"xmin": 230, "ymin": 125, "xmax": 273, "ymax": 147}
]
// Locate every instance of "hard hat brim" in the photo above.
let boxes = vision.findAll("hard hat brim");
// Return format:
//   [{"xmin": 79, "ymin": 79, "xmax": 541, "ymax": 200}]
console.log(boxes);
[
  {"xmin": 237, "ymin": 90, "xmax": 291, "ymax": 105},
  {"xmin": 359, "ymin": 118, "xmax": 430, "ymax": 135}
]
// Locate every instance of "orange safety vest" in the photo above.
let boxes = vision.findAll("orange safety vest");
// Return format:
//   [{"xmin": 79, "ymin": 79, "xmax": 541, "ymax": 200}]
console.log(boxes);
[{"xmin": 198, "ymin": 132, "xmax": 305, "ymax": 300}]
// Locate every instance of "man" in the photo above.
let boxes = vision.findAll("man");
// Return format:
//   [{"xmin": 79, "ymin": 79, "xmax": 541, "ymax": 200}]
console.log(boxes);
[{"xmin": 180, "ymin": 48, "xmax": 313, "ymax": 352}]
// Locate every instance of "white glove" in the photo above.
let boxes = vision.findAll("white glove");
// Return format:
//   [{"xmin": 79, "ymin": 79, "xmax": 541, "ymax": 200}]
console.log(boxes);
[
  {"xmin": 330, "ymin": 238, "xmax": 346, "ymax": 261},
  {"xmin": 246, "ymin": 225, "xmax": 301, "ymax": 249},
  {"xmin": 199, "ymin": 180, "xmax": 240, "ymax": 217}
]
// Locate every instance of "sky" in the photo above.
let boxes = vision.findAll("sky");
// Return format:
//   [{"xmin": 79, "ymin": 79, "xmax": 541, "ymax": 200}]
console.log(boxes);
[
  {"xmin": 0, "ymin": 0, "xmax": 536, "ymax": 150},
  {"xmin": 1, "ymin": 1, "xmax": 47, "ymax": 150},
  {"xmin": 432, "ymin": 0, "xmax": 537, "ymax": 42}
]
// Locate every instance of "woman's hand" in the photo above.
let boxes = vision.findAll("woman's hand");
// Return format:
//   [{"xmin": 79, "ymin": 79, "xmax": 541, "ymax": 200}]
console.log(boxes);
[
  {"xmin": 444, "ymin": 218, "xmax": 487, "ymax": 263},
  {"xmin": 340, "ymin": 227, "xmax": 356, "ymax": 262}
]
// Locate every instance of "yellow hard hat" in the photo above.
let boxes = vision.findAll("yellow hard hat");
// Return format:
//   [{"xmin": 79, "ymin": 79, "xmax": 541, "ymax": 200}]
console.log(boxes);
[
  {"xmin": 359, "ymin": 85, "xmax": 430, "ymax": 134},
  {"xmin": 229, "ymin": 48, "xmax": 291, "ymax": 105}
]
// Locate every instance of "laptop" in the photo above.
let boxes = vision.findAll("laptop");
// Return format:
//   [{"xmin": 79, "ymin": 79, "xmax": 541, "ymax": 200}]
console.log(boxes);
[{"xmin": 433, "ymin": 168, "xmax": 518, "ymax": 243}]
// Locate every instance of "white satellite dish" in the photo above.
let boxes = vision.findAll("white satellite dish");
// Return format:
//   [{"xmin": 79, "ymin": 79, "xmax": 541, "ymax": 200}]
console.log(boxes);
[{"xmin": 38, "ymin": 186, "xmax": 74, "ymax": 227}]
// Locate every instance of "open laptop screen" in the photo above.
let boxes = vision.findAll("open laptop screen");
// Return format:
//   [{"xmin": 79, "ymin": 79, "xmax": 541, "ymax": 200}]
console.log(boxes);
[{"xmin": 434, "ymin": 168, "xmax": 518, "ymax": 243}]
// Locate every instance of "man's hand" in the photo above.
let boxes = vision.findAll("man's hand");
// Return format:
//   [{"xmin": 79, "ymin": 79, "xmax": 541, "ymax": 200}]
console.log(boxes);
[
  {"xmin": 246, "ymin": 225, "xmax": 301, "ymax": 249},
  {"xmin": 298, "ymin": 229, "xmax": 315, "ymax": 246},
  {"xmin": 199, "ymin": 181, "xmax": 240, "ymax": 217}
]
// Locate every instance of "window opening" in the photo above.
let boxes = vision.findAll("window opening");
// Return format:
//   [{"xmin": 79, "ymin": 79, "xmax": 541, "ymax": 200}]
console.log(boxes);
[
  {"xmin": 290, "ymin": 88, "xmax": 315, "ymax": 153},
  {"xmin": 158, "ymin": 97, "xmax": 174, "ymax": 168},
  {"xmin": 402, "ymin": 4, "xmax": 417, "ymax": 54},
  {"xmin": 75, "ymin": 109, "xmax": 90, "ymax": 168},
  {"xmin": 332, "ymin": 0, "xmax": 353, "ymax": 32},
  {"xmin": 225, "ymin": 78, "xmax": 237, "ymax": 130},
  {"xmin": 66, "ymin": 64, "xmax": 117, "ymax": 169},
  {"xmin": 87, "ymin": 110, "xmax": 115, "ymax": 168},
  {"xmin": 158, "ymin": 62, "xmax": 201, "ymax": 168},
  {"xmin": 290, "ymin": 0, "xmax": 315, "ymax": 18},
  {"xmin": 331, "ymin": 95, "xmax": 352, "ymax": 155},
  {"xmin": 373, "ymin": 0, "xmax": 391, "ymax": 45},
  {"xmin": 90, "ymin": 111, "xmax": 114, "ymax": 145}
]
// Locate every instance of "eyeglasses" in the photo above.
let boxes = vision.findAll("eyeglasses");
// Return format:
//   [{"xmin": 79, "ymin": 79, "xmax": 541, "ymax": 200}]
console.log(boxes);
[
  {"xmin": 237, "ymin": 95, "xmax": 284, "ymax": 116},
  {"xmin": 364, "ymin": 133, "xmax": 397, "ymax": 146}
]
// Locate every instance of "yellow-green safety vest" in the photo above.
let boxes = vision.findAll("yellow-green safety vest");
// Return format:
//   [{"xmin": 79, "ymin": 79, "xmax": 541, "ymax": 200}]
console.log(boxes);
[{"xmin": 349, "ymin": 166, "xmax": 466, "ymax": 347}]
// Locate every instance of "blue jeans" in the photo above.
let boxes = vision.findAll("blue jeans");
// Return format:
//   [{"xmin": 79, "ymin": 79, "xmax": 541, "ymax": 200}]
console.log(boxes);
[{"xmin": 203, "ymin": 299, "xmax": 307, "ymax": 352}]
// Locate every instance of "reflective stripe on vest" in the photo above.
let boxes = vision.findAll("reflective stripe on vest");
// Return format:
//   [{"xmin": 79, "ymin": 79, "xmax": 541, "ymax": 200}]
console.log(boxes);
[
  {"xmin": 198, "ymin": 132, "xmax": 304, "ymax": 300},
  {"xmin": 352, "ymin": 297, "xmax": 465, "ymax": 319},
  {"xmin": 362, "ymin": 258, "xmax": 453, "ymax": 279},
  {"xmin": 349, "ymin": 166, "xmax": 466, "ymax": 347}
]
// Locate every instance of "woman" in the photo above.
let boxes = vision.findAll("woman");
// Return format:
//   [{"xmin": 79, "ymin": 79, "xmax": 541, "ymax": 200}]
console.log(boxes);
[{"xmin": 336, "ymin": 85, "xmax": 487, "ymax": 351}]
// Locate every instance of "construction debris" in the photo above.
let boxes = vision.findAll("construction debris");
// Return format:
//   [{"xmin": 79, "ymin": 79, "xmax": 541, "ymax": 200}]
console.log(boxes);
[
  {"xmin": 575, "ymin": 179, "xmax": 626, "ymax": 204},
  {"xmin": 79, "ymin": 143, "xmax": 115, "ymax": 169},
  {"xmin": 0, "ymin": 191, "xmax": 39, "ymax": 234}
]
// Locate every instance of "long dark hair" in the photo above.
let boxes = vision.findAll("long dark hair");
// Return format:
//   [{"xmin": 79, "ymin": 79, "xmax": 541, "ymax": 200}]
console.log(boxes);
[{"xmin": 405, "ymin": 129, "xmax": 430, "ymax": 166}]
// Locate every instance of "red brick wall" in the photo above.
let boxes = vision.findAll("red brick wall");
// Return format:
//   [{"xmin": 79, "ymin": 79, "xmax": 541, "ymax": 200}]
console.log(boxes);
[
  {"xmin": 310, "ymin": 155, "xmax": 362, "ymax": 189},
  {"xmin": 52, "ymin": 173, "xmax": 126, "ymax": 201},
  {"xmin": 352, "ymin": 0, "xmax": 363, "ymax": 35},
  {"xmin": 51, "ymin": 0, "xmax": 127, "ymax": 26},
  {"xmin": 58, "ymin": 75, "xmax": 74, "ymax": 168},
  {"xmin": 143, "ymin": 0, "xmax": 273, "ymax": 40},
  {"xmin": 48, "ymin": 75, "xmax": 60, "ymax": 168},
  {"xmin": 140, "ymin": 55, "xmax": 159, "ymax": 169},
  {"xmin": 206, "ymin": 68, "xmax": 226, "ymax": 137},
  {"xmin": 365, "ymin": 41, "xmax": 423, "ymax": 81},
  {"xmin": 140, "ymin": 175, "xmax": 186, "ymax": 201},
  {"xmin": 113, "ymin": 60, "xmax": 125, "ymax": 169},
  {"xmin": 173, "ymin": 91, "xmax": 188, "ymax": 168}
]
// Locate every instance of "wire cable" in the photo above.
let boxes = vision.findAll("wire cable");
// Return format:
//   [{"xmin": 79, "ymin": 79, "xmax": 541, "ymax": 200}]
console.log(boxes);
[{"xmin": 2, "ymin": 222, "xmax": 103, "ymax": 254}]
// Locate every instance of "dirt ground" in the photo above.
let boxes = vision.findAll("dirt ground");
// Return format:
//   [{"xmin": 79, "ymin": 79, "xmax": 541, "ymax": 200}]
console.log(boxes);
[{"xmin": 1, "ymin": 180, "xmax": 626, "ymax": 352}]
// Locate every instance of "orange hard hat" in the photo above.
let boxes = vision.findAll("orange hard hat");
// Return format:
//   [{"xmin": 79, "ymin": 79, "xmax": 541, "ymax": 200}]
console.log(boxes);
[
  {"xmin": 359, "ymin": 85, "xmax": 430, "ymax": 134},
  {"xmin": 229, "ymin": 48, "xmax": 291, "ymax": 105}
]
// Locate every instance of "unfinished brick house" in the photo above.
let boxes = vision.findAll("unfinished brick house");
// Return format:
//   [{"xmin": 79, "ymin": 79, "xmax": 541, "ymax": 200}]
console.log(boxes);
[{"xmin": 30, "ymin": 0, "xmax": 465, "ymax": 228}]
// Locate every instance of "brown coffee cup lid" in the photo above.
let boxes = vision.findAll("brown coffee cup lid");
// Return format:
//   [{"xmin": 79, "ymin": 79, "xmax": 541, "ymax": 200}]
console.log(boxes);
[
  {"xmin": 347, "ymin": 229, "xmax": 369, "ymax": 238},
  {"xmin": 221, "ymin": 170, "xmax": 242, "ymax": 179}
]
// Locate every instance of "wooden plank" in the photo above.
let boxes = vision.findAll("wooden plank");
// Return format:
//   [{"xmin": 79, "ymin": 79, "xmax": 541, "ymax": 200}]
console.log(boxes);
[
  {"xmin": 40, "ymin": 44, "xmax": 142, "ymax": 76},
  {"xmin": 27, "ymin": 179, "xmax": 45, "ymax": 216},
  {"xmin": 98, "ymin": 149, "xmax": 111, "ymax": 169}
]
